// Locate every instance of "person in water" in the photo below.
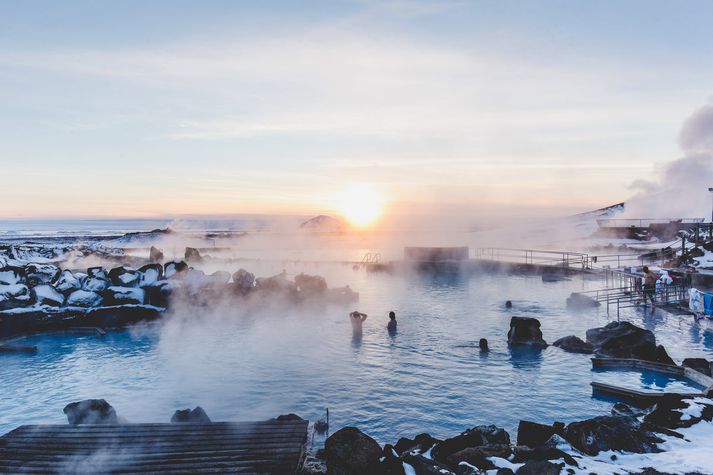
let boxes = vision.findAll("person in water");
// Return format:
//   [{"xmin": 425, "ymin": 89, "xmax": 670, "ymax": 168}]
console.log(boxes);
[
  {"xmin": 350, "ymin": 311, "xmax": 368, "ymax": 333},
  {"xmin": 387, "ymin": 311, "xmax": 397, "ymax": 332},
  {"xmin": 642, "ymin": 266, "xmax": 657, "ymax": 306}
]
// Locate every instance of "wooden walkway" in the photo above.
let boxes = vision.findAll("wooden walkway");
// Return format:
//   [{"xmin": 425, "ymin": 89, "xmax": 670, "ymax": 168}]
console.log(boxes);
[{"xmin": 0, "ymin": 420, "xmax": 308, "ymax": 474}]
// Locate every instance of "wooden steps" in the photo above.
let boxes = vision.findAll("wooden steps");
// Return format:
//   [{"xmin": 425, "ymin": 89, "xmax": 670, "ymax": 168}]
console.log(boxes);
[{"xmin": 0, "ymin": 420, "xmax": 308, "ymax": 474}]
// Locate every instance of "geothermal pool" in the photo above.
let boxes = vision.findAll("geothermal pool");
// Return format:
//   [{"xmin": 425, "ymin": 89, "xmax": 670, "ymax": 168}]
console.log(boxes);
[{"xmin": 3, "ymin": 265, "xmax": 713, "ymax": 443}]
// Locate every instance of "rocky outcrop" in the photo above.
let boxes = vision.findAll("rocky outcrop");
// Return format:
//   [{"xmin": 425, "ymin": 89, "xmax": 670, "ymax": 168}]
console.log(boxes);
[
  {"xmin": 562, "ymin": 415, "xmax": 663, "ymax": 455},
  {"xmin": 517, "ymin": 420, "xmax": 558, "ymax": 448},
  {"xmin": 295, "ymin": 273, "xmax": 327, "ymax": 296},
  {"xmin": 394, "ymin": 433, "xmax": 441, "ymax": 455},
  {"xmin": 232, "ymin": 269, "xmax": 255, "ymax": 293},
  {"xmin": 24, "ymin": 263, "xmax": 60, "ymax": 286},
  {"xmin": 67, "ymin": 289, "xmax": 103, "ymax": 307},
  {"xmin": 431, "ymin": 425, "xmax": 510, "ymax": 462},
  {"xmin": 103, "ymin": 286, "xmax": 145, "ymax": 305},
  {"xmin": 108, "ymin": 266, "xmax": 140, "ymax": 287},
  {"xmin": 55, "ymin": 270, "xmax": 82, "ymax": 293},
  {"xmin": 171, "ymin": 406, "xmax": 211, "ymax": 423},
  {"xmin": 164, "ymin": 261, "xmax": 188, "ymax": 278},
  {"xmin": 31, "ymin": 284, "xmax": 65, "ymax": 306},
  {"xmin": 324, "ymin": 427, "xmax": 382, "ymax": 475},
  {"xmin": 507, "ymin": 317, "xmax": 547, "ymax": 348},
  {"xmin": 515, "ymin": 460, "xmax": 563, "ymax": 475},
  {"xmin": 682, "ymin": 358, "xmax": 712, "ymax": 376},
  {"xmin": 149, "ymin": 246, "xmax": 164, "ymax": 262},
  {"xmin": 643, "ymin": 395, "xmax": 713, "ymax": 429},
  {"xmin": 185, "ymin": 247, "xmax": 202, "ymax": 262},
  {"xmin": 64, "ymin": 399, "xmax": 119, "ymax": 425},
  {"xmin": 552, "ymin": 335, "xmax": 594, "ymax": 354},
  {"xmin": 586, "ymin": 321, "xmax": 675, "ymax": 365},
  {"xmin": 566, "ymin": 292, "xmax": 600, "ymax": 308}
]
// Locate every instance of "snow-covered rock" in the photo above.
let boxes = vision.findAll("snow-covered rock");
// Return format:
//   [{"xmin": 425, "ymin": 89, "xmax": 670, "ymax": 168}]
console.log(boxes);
[
  {"xmin": 24, "ymin": 263, "xmax": 60, "ymax": 286},
  {"xmin": 55, "ymin": 270, "xmax": 83, "ymax": 293},
  {"xmin": 105, "ymin": 286, "xmax": 145, "ymax": 305},
  {"xmin": 138, "ymin": 264, "xmax": 163, "ymax": 286},
  {"xmin": 67, "ymin": 290, "xmax": 103, "ymax": 307},
  {"xmin": 82, "ymin": 276, "xmax": 110, "ymax": 292},
  {"xmin": 164, "ymin": 261, "xmax": 188, "ymax": 278},
  {"xmin": 232, "ymin": 269, "xmax": 255, "ymax": 291},
  {"xmin": 0, "ymin": 284, "xmax": 30, "ymax": 300},
  {"xmin": 0, "ymin": 267, "xmax": 23, "ymax": 285},
  {"xmin": 31, "ymin": 284, "xmax": 65, "ymax": 306},
  {"xmin": 108, "ymin": 266, "xmax": 140, "ymax": 287}
]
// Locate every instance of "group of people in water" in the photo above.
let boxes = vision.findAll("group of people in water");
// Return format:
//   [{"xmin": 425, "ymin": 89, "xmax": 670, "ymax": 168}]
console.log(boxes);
[{"xmin": 349, "ymin": 310, "xmax": 397, "ymax": 336}]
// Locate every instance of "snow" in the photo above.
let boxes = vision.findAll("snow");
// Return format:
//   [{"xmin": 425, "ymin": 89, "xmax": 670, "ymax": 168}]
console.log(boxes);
[
  {"xmin": 139, "ymin": 268, "xmax": 160, "ymax": 286},
  {"xmin": 32, "ymin": 284, "xmax": 64, "ymax": 305},
  {"xmin": 118, "ymin": 272, "xmax": 139, "ymax": 286},
  {"xmin": 402, "ymin": 462, "xmax": 416, "ymax": 475},
  {"xmin": 55, "ymin": 270, "xmax": 82, "ymax": 293},
  {"xmin": 677, "ymin": 396, "xmax": 708, "ymax": 421},
  {"xmin": 66, "ymin": 290, "xmax": 102, "ymax": 307},
  {"xmin": 694, "ymin": 249, "xmax": 713, "ymax": 269},
  {"xmin": 0, "ymin": 284, "xmax": 29, "ymax": 299},
  {"xmin": 0, "ymin": 269, "xmax": 21, "ymax": 285},
  {"xmin": 107, "ymin": 286, "xmax": 145, "ymax": 304}
]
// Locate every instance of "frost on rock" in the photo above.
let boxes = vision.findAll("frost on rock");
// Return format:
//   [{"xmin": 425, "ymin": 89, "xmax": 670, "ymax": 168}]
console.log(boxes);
[
  {"xmin": 66, "ymin": 290, "xmax": 103, "ymax": 307},
  {"xmin": 0, "ymin": 268, "xmax": 23, "ymax": 285},
  {"xmin": 55, "ymin": 270, "xmax": 83, "ymax": 293},
  {"xmin": 106, "ymin": 286, "xmax": 145, "ymax": 305}
]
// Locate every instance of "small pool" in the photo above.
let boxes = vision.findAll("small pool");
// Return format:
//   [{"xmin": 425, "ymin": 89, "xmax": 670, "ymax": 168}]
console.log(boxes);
[
  {"xmin": 2, "ymin": 263, "xmax": 713, "ymax": 443},
  {"xmin": 592, "ymin": 369, "xmax": 706, "ymax": 394}
]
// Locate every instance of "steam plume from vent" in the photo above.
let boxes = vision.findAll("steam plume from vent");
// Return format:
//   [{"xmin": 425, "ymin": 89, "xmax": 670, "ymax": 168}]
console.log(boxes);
[{"xmin": 624, "ymin": 100, "xmax": 713, "ymax": 219}]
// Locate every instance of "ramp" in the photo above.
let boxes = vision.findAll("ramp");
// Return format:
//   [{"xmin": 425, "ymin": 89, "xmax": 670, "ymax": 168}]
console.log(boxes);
[{"xmin": 0, "ymin": 420, "xmax": 308, "ymax": 474}]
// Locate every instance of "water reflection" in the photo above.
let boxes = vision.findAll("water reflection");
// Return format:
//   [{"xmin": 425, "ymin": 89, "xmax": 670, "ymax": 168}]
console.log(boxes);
[{"xmin": 507, "ymin": 346, "xmax": 544, "ymax": 369}]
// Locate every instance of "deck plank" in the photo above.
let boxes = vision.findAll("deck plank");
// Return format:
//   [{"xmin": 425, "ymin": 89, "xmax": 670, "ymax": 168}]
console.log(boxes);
[{"xmin": 0, "ymin": 420, "xmax": 308, "ymax": 474}]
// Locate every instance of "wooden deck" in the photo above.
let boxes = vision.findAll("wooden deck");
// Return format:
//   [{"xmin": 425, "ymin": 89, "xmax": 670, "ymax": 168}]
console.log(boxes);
[{"xmin": 0, "ymin": 420, "xmax": 308, "ymax": 474}]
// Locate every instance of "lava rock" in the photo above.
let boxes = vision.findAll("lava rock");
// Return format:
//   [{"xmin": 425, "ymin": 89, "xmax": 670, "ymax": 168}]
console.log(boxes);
[
  {"xmin": 378, "ymin": 444, "xmax": 406, "ymax": 475},
  {"xmin": 0, "ymin": 267, "xmax": 24, "ymax": 285},
  {"xmin": 108, "ymin": 266, "xmax": 140, "ymax": 287},
  {"xmin": 149, "ymin": 246, "xmax": 164, "ymax": 262},
  {"xmin": 395, "ymin": 433, "xmax": 441, "ymax": 455},
  {"xmin": 507, "ymin": 317, "xmax": 547, "ymax": 348},
  {"xmin": 445, "ymin": 446, "xmax": 508, "ymax": 471},
  {"xmin": 143, "ymin": 280, "xmax": 173, "ymax": 308},
  {"xmin": 566, "ymin": 292, "xmax": 600, "ymax": 308},
  {"xmin": 516, "ymin": 460, "xmax": 563, "ymax": 475},
  {"xmin": 185, "ymin": 247, "xmax": 202, "ymax": 262},
  {"xmin": 31, "ymin": 284, "xmax": 65, "ymax": 306},
  {"xmin": 295, "ymin": 273, "xmax": 328, "ymax": 295},
  {"xmin": 274, "ymin": 413, "xmax": 304, "ymax": 421},
  {"xmin": 643, "ymin": 395, "xmax": 713, "ymax": 429},
  {"xmin": 563, "ymin": 415, "xmax": 663, "ymax": 455},
  {"xmin": 611, "ymin": 402, "xmax": 648, "ymax": 418},
  {"xmin": 24, "ymin": 263, "xmax": 60, "ymax": 286},
  {"xmin": 87, "ymin": 267, "xmax": 109, "ymax": 280},
  {"xmin": 55, "ymin": 270, "xmax": 83, "ymax": 293},
  {"xmin": 324, "ymin": 427, "xmax": 382, "ymax": 475},
  {"xmin": 138, "ymin": 264, "xmax": 163, "ymax": 286},
  {"xmin": 66, "ymin": 289, "xmax": 103, "ymax": 307},
  {"xmin": 104, "ymin": 286, "xmax": 145, "ymax": 305},
  {"xmin": 164, "ymin": 261, "xmax": 188, "ymax": 278},
  {"xmin": 682, "ymin": 358, "xmax": 712, "ymax": 376},
  {"xmin": 171, "ymin": 406, "xmax": 211, "ymax": 423},
  {"xmin": 431, "ymin": 425, "xmax": 510, "ymax": 462},
  {"xmin": 496, "ymin": 470, "xmax": 516, "ymax": 475},
  {"xmin": 517, "ymin": 420, "xmax": 557, "ymax": 448},
  {"xmin": 402, "ymin": 454, "xmax": 455, "ymax": 474},
  {"xmin": 205, "ymin": 270, "xmax": 231, "ymax": 286},
  {"xmin": 63, "ymin": 399, "xmax": 118, "ymax": 425},
  {"xmin": 232, "ymin": 269, "xmax": 255, "ymax": 292},
  {"xmin": 586, "ymin": 321, "xmax": 674, "ymax": 365},
  {"xmin": 512, "ymin": 446, "xmax": 577, "ymax": 466},
  {"xmin": 82, "ymin": 273, "xmax": 110, "ymax": 292},
  {"xmin": 552, "ymin": 335, "xmax": 594, "ymax": 354}
]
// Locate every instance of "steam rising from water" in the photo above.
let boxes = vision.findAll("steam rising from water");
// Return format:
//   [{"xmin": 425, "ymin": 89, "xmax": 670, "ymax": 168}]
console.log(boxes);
[{"xmin": 625, "ymin": 100, "xmax": 713, "ymax": 219}]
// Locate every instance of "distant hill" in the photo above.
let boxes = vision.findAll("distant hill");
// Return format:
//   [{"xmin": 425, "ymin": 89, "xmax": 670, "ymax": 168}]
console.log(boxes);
[{"xmin": 299, "ymin": 215, "xmax": 347, "ymax": 232}]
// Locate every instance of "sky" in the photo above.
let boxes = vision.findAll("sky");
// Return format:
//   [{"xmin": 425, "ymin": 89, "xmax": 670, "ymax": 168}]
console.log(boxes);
[{"xmin": 1, "ymin": 0, "xmax": 712, "ymax": 222}]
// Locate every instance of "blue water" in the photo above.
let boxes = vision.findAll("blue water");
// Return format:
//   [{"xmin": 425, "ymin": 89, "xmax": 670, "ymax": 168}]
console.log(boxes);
[
  {"xmin": 592, "ymin": 369, "xmax": 705, "ymax": 393},
  {"xmin": 2, "ymin": 266, "xmax": 713, "ymax": 443}
]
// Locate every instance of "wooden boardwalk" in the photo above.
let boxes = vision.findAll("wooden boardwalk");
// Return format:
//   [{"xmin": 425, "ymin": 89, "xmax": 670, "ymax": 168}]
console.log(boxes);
[{"xmin": 0, "ymin": 420, "xmax": 308, "ymax": 474}]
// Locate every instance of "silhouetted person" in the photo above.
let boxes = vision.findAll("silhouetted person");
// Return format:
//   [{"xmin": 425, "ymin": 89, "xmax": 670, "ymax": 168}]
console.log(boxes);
[
  {"xmin": 387, "ymin": 311, "xmax": 397, "ymax": 332},
  {"xmin": 642, "ymin": 266, "xmax": 657, "ymax": 307},
  {"xmin": 505, "ymin": 300, "xmax": 512, "ymax": 308},
  {"xmin": 479, "ymin": 338, "xmax": 489, "ymax": 352}
]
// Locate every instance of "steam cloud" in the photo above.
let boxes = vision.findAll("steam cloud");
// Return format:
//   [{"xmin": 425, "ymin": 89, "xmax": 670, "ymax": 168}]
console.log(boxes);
[{"xmin": 624, "ymin": 100, "xmax": 713, "ymax": 219}]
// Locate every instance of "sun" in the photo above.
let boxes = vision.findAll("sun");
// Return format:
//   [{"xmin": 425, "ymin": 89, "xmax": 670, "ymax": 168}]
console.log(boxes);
[{"xmin": 338, "ymin": 185, "xmax": 384, "ymax": 228}]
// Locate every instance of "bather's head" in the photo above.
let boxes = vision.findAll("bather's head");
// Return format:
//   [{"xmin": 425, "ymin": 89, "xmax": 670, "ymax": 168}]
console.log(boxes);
[
  {"xmin": 389, "ymin": 311, "xmax": 396, "ymax": 320},
  {"xmin": 642, "ymin": 266, "xmax": 649, "ymax": 273}
]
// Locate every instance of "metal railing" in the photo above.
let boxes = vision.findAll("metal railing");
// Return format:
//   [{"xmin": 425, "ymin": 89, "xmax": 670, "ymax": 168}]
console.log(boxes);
[
  {"xmin": 473, "ymin": 248, "xmax": 590, "ymax": 270},
  {"xmin": 573, "ymin": 281, "xmax": 690, "ymax": 318},
  {"xmin": 597, "ymin": 218, "xmax": 704, "ymax": 228}
]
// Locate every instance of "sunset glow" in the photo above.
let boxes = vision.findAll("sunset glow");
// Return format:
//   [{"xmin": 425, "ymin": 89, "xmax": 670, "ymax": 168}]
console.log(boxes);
[{"xmin": 337, "ymin": 185, "xmax": 384, "ymax": 228}]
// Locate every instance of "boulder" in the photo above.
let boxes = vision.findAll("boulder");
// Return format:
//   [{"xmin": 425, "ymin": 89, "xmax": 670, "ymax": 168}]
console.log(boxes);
[
  {"xmin": 0, "ymin": 284, "xmax": 31, "ymax": 309},
  {"xmin": 185, "ymin": 247, "xmax": 202, "ymax": 262},
  {"xmin": 82, "ymin": 275, "xmax": 110, "ymax": 292},
  {"xmin": 205, "ymin": 270, "xmax": 231, "ymax": 287},
  {"xmin": 515, "ymin": 460, "xmax": 563, "ymax": 475},
  {"xmin": 67, "ymin": 290, "xmax": 103, "ymax": 307},
  {"xmin": 643, "ymin": 395, "xmax": 713, "ymax": 429},
  {"xmin": 445, "ymin": 446, "xmax": 512, "ymax": 471},
  {"xmin": 104, "ymin": 286, "xmax": 145, "ymax": 305},
  {"xmin": 566, "ymin": 292, "xmax": 601, "ymax": 308},
  {"xmin": 55, "ymin": 270, "xmax": 83, "ymax": 293},
  {"xmin": 295, "ymin": 273, "xmax": 328, "ymax": 295},
  {"xmin": 507, "ymin": 317, "xmax": 547, "ymax": 348},
  {"xmin": 273, "ymin": 413, "xmax": 304, "ymax": 421},
  {"xmin": 681, "ymin": 358, "xmax": 712, "ymax": 376},
  {"xmin": 394, "ymin": 433, "xmax": 441, "ymax": 455},
  {"xmin": 108, "ymin": 266, "xmax": 140, "ymax": 287},
  {"xmin": 563, "ymin": 415, "xmax": 663, "ymax": 455},
  {"xmin": 144, "ymin": 280, "xmax": 173, "ymax": 308},
  {"xmin": 0, "ymin": 267, "xmax": 24, "ymax": 285},
  {"xmin": 232, "ymin": 269, "xmax": 255, "ymax": 291},
  {"xmin": 552, "ymin": 335, "xmax": 594, "ymax": 354},
  {"xmin": 402, "ymin": 454, "xmax": 455, "ymax": 474},
  {"xmin": 63, "ymin": 399, "xmax": 118, "ymax": 425},
  {"xmin": 497, "ymin": 470, "xmax": 515, "ymax": 475},
  {"xmin": 87, "ymin": 267, "xmax": 109, "ymax": 280},
  {"xmin": 171, "ymin": 406, "xmax": 211, "ymax": 423},
  {"xmin": 586, "ymin": 321, "xmax": 675, "ymax": 364},
  {"xmin": 517, "ymin": 420, "xmax": 557, "ymax": 448},
  {"xmin": 31, "ymin": 284, "xmax": 65, "ymax": 306},
  {"xmin": 164, "ymin": 261, "xmax": 188, "ymax": 278},
  {"xmin": 24, "ymin": 263, "xmax": 60, "ymax": 286},
  {"xmin": 149, "ymin": 246, "xmax": 164, "ymax": 262},
  {"xmin": 138, "ymin": 264, "xmax": 163, "ymax": 286},
  {"xmin": 377, "ymin": 444, "xmax": 406, "ymax": 475},
  {"xmin": 512, "ymin": 446, "xmax": 577, "ymax": 466},
  {"xmin": 431, "ymin": 425, "xmax": 510, "ymax": 462},
  {"xmin": 324, "ymin": 427, "xmax": 381, "ymax": 475}
]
